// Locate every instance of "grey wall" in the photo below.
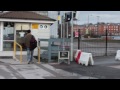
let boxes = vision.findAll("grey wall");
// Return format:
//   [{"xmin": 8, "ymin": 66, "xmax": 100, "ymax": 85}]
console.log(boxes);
[{"xmin": 48, "ymin": 11, "xmax": 58, "ymax": 38}]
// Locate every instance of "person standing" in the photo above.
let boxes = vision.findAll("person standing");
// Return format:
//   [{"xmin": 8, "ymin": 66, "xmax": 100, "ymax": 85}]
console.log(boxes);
[{"xmin": 24, "ymin": 30, "xmax": 36, "ymax": 64}]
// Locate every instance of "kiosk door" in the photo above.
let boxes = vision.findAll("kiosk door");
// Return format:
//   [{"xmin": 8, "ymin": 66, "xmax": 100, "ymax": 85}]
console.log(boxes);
[{"xmin": 15, "ymin": 23, "xmax": 30, "ymax": 51}]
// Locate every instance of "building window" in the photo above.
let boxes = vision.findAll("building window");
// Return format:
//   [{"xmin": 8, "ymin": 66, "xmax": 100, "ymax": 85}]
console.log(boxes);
[
  {"xmin": 3, "ymin": 22, "xmax": 15, "ymax": 51},
  {"xmin": 3, "ymin": 41, "xmax": 14, "ymax": 51},
  {"xmin": 3, "ymin": 22, "xmax": 14, "ymax": 40}
]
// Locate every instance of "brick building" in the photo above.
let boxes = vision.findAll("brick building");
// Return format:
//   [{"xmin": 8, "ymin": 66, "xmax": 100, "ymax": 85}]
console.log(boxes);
[{"xmin": 74, "ymin": 23, "xmax": 120, "ymax": 36}]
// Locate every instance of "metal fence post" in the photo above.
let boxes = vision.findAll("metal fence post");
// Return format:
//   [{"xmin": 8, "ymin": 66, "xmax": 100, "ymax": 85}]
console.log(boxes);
[
  {"xmin": 78, "ymin": 29, "xmax": 80, "ymax": 49},
  {"xmin": 105, "ymin": 29, "xmax": 108, "ymax": 56}
]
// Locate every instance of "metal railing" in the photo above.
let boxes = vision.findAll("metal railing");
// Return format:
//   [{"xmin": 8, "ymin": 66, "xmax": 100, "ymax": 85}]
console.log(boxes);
[
  {"xmin": 38, "ymin": 46, "xmax": 40, "ymax": 64},
  {"xmin": 13, "ymin": 41, "xmax": 41, "ymax": 64},
  {"xmin": 14, "ymin": 41, "xmax": 23, "ymax": 63}
]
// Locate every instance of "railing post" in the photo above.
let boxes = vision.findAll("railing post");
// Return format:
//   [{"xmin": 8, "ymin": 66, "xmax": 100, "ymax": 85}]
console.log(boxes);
[
  {"xmin": 38, "ymin": 46, "xmax": 40, "ymax": 64},
  {"xmin": 14, "ymin": 41, "xmax": 16, "ymax": 58},
  {"xmin": 14, "ymin": 42, "xmax": 23, "ymax": 63},
  {"xmin": 20, "ymin": 46, "xmax": 22, "ymax": 64},
  {"xmin": 38, "ymin": 39, "xmax": 41, "ymax": 64}
]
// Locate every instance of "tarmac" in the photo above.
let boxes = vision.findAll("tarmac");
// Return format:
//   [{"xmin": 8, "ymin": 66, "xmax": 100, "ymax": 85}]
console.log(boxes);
[{"xmin": 0, "ymin": 55, "xmax": 120, "ymax": 79}]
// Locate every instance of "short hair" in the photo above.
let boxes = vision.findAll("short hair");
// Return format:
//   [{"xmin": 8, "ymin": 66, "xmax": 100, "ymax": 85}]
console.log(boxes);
[{"xmin": 27, "ymin": 30, "xmax": 31, "ymax": 33}]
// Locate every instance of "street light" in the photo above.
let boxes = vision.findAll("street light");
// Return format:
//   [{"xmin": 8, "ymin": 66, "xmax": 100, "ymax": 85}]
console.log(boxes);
[
  {"xmin": 75, "ymin": 19, "xmax": 81, "ymax": 49},
  {"xmin": 97, "ymin": 16, "xmax": 100, "ymax": 23},
  {"xmin": 97, "ymin": 16, "xmax": 100, "ymax": 35},
  {"xmin": 88, "ymin": 15, "xmax": 93, "ymax": 36},
  {"xmin": 88, "ymin": 15, "xmax": 93, "ymax": 27},
  {"xmin": 105, "ymin": 23, "xmax": 109, "ymax": 56}
]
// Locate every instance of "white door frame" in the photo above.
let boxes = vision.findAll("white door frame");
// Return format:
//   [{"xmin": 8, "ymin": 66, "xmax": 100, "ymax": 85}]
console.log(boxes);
[
  {"xmin": 1, "ymin": 22, "xmax": 15, "ymax": 51},
  {"xmin": 0, "ymin": 22, "xmax": 3, "ymax": 51}
]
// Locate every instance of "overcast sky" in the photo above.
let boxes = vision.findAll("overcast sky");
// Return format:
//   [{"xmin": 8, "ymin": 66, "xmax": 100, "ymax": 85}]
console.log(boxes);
[{"xmin": 75, "ymin": 11, "xmax": 120, "ymax": 25}]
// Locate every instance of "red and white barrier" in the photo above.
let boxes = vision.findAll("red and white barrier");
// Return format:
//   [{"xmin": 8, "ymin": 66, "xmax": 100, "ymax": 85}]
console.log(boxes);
[
  {"xmin": 115, "ymin": 50, "xmax": 120, "ymax": 60},
  {"xmin": 74, "ymin": 50, "xmax": 82, "ymax": 64},
  {"xmin": 74, "ymin": 50, "xmax": 94, "ymax": 66}
]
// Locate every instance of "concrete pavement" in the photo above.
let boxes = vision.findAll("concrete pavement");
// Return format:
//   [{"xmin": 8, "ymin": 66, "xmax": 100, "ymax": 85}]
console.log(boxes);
[
  {"xmin": 51, "ymin": 56, "xmax": 120, "ymax": 79},
  {"xmin": 0, "ymin": 59, "xmax": 96, "ymax": 79},
  {"xmin": 0, "ymin": 55, "xmax": 120, "ymax": 79}
]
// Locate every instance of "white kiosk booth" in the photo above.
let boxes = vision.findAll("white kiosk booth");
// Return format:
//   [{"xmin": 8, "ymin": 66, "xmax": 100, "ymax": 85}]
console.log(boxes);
[{"xmin": 0, "ymin": 11, "xmax": 56, "ymax": 57}]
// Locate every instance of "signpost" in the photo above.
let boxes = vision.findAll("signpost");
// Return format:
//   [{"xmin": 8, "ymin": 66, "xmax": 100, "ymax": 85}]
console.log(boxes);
[
  {"xmin": 58, "ymin": 51, "xmax": 70, "ymax": 64},
  {"xmin": 59, "ymin": 51, "xmax": 69, "ymax": 60},
  {"xmin": 75, "ymin": 31, "xmax": 79, "ymax": 38}
]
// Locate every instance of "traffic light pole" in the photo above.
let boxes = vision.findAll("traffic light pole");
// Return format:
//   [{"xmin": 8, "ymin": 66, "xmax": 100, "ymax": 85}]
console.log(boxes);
[
  {"xmin": 63, "ymin": 15, "xmax": 65, "ymax": 50},
  {"xmin": 71, "ymin": 11, "xmax": 74, "ymax": 62},
  {"xmin": 61, "ymin": 16, "xmax": 63, "ymax": 38},
  {"xmin": 67, "ymin": 22, "xmax": 68, "ymax": 38}
]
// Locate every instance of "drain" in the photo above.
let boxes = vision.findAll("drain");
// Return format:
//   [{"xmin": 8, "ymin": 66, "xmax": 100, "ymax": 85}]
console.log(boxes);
[
  {"xmin": 0, "ymin": 61, "xmax": 4, "ymax": 63},
  {"xmin": 0, "ymin": 56, "xmax": 13, "ymax": 59}
]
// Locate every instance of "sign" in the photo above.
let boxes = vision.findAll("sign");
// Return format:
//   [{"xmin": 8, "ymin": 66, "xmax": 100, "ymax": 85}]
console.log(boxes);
[
  {"xmin": 75, "ymin": 31, "xmax": 79, "ymax": 37},
  {"xmin": 58, "ymin": 16, "xmax": 61, "ymax": 21},
  {"xmin": 59, "ymin": 51, "xmax": 69, "ymax": 59},
  {"xmin": 19, "ymin": 32, "xmax": 25, "ymax": 37},
  {"xmin": 32, "ymin": 24, "xmax": 39, "ymax": 29}
]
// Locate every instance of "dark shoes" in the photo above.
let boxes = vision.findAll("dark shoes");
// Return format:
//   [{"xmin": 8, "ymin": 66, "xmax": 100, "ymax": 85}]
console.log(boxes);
[
  {"xmin": 28, "ymin": 61, "xmax": 31, "ymax": 64},
  {"xmin": 28, "ymin": 61, "xmax": 34, "ymax": 64}
]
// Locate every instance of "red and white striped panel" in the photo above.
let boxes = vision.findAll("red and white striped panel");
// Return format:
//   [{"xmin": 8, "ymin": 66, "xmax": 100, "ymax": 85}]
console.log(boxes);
[{"xmin": 74, "ymin": 50, "xmax": 82, "ymax": 64}]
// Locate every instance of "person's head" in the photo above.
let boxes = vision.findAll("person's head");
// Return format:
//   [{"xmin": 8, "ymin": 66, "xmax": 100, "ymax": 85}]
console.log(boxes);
[{"xmin": 27, "ymin": 30, "xmax": 31, "ymax": 34}]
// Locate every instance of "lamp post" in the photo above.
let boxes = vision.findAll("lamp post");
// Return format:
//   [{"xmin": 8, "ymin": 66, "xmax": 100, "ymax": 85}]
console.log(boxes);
[
  {"xmin": 105, "ymin": 27, "xmax": 108, "ymax": 56},
  {"xmin": 88, "ymin": 15, "xmax": 93, "ymax": 35},
  {"xmin": 105, "ymin": 23, "xmax": 109, "ymax": 56},
  {"xmin": 97, "ymin": 16, "xmax": 100, "ymax": 35},
  {"xmin": 88, "ymin": 15, "xmax": 92, "ymax": 28}
]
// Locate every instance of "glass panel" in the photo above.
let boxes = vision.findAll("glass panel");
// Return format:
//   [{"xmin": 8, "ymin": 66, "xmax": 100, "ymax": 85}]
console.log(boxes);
[
  {"xmin": 16, "ymin": 30, "xmax": 28, "ymax": 51},
  {"xmin": 3, "ymin": 22, "xmax": 15, "ymax": 51},
  {"xmin": 3, "ymin": 22, "xmax": 14, "ymax": 40},
  {"xmin": 3, "ymin": 41, "xmax": 14, "ymax": 51}
]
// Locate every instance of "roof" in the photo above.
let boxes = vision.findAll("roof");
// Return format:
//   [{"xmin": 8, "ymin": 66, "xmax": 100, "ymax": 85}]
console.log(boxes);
[{"xmin": 0, "ymin": 11, "xmax": 56, "ymax": 21}]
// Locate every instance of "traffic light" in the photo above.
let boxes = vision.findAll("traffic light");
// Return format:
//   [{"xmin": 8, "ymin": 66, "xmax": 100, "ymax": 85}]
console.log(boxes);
[
  {"xmin": 73, "ymin": 11, "xmax": 77, "ymax": 19},
  {"xmin": 65, "ymin": 11, "xmax": 77, "ymax": 22},
  {"xmin": 65, "ymin": 12, "xmax": 72, "ymax": 22}
]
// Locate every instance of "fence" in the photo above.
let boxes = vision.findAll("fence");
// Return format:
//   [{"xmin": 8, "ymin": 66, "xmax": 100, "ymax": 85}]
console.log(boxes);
[{"xmin": 75, "ymin": 31, "xmax": 120, "ymax": 57}]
